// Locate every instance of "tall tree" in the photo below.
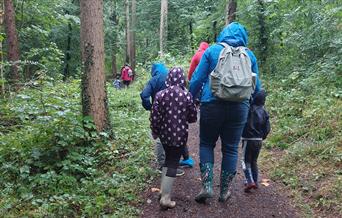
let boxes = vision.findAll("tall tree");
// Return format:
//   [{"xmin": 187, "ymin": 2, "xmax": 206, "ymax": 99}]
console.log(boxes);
[
  {"xmin": 4, "ymin": 0, "xmax": 20, "ymax": 88},
  {"xmin": 80, "ymin": 0, "xmax": 110, "ymax": 132},
  {"xmin": 63, "ymin": 10, "xmax": 72, "ymax": 81},
  {"xmin": 257, "ymin": 0, "xmax": 268, "ymax": 69},
  {"xmin": 125, "ymin": 0, "xmax": 132, "ymax": 65},
  {"xmin": 159, "ymin": 0, "xmax": 168, "ymax": 56},
  {"xmin": 130, "ymin": 0, "xmax": 136, "ymax": 71},
  {"xmin": 111, "ymin": 0, "xmax": 119, "ymax": 79},
  {"xmin": 226, "ymin": 0, "xmax": 237, "ymax": 25},
  {"xmin": 0, "ymin": 2, "xmax": 4, "ymax": 95}
]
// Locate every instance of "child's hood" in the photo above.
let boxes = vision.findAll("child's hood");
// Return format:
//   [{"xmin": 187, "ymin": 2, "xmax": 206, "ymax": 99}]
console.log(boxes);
[
  {"xmin": 253, "ymin": 89, "xmax": 266, "ymax": 106},
  {"xmin": 165, "ymin": 67, "xmax": 186, "ymax": 88}
]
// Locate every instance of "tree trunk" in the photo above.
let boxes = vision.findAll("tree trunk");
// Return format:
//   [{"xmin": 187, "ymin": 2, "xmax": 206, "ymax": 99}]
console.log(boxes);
[
  {"xmin": 63, "ymin": 13, "xmax": 72, "ymax": 81},
  {"xmin": 159, "ymin": 0, "xmax": 168, "ymax": 56},
  {"xmin": 111, "ymin": 0, "xmax": 118, "ymax": 79},
  {"xmin": 258, "ymin": 0, "xmax": 268, "ymax": 69},
  {"xmin": 80, "ymin": 0, "xmax": 110, "ymax": 132},
  {"xmin": 189, "ymin": 20, "xmax": 194, "ymax": 50},
  {"xmin": 226, "ymin": 0, "xmax": 237, "ymax": 25},
  {"xmin": 130, "ymin": 0, "xmax": 136, "ymax": 72},
  {"xmin": 0, "ymin": 1, "xmax": 4, "ymax": 95},
  {"xmin": 125, "ymin": 0, "xmax": 131, "ymax": 65},
  {"xmin": 4, "ymin": 0, "xmax": 20, "ymax": 89}
]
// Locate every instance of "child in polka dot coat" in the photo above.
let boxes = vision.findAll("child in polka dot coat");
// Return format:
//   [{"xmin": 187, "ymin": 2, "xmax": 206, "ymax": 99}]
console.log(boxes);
[{"xmin": 150, "ymin": 67, "xmax": 197, "ymax": 209}]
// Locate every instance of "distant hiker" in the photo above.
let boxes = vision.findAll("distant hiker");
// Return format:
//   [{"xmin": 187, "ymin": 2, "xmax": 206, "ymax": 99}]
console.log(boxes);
[
  {"xmin": 120, "ymin": 64, "xmax": 134, "ymax": 88},
  {"xmin": 188, "ymin": 41, "xmax": 209, "ymax": 81},
  {"xmin": 140, "ymin": 63, "xmax": 190, "ymax": 177},
  {"xmin": 189, "ymin": 22, "xmax": 262, "ymax": 203},
  {"xmin": 241, "ymin": 89, "xmax": 270, "ymax": 192},
  {"xmin": 113, "ymin": 75, "xmax": 122, "ymax": 90},
  {"xmin": 150, "ymin": 67, "xmax": 197, "ymax": 209}
]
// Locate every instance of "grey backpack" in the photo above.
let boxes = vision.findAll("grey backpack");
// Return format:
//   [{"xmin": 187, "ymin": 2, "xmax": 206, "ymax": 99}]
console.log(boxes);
[{"xmin": 210, "ymin": 43, "xmax": 256, "ymax": 102}]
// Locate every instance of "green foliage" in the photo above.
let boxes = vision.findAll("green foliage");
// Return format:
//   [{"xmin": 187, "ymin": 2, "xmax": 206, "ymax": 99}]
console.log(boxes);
[{"xmin": 0, "ymin": 76, "xmax": 154, "ymax": 216}]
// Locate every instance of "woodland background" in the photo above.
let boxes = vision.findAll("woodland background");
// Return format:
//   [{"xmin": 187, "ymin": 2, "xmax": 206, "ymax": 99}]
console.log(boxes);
[{"xmin": 0, "ymin": 0, "xmax": 341, "ymax": 217}]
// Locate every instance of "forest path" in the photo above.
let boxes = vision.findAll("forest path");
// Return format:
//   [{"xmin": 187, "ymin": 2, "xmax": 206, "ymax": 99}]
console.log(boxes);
[{"xmin": 140, "ymin": 119, "xmax": 300, "ymax": 218}]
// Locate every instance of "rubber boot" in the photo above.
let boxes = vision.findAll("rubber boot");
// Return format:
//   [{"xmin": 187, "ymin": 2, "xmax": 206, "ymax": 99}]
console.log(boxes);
[
  {"xmin": 159, "ymin": 168, "xmax": 176, "ymax": 210},
  {"xmin": 218, "ymin": 170, "xmax": 235, "ymax": 202},
  {"xmin": 158, "ymin": 167, "xmax": 167, "ymax": 200},
  {"xmin": 195, "ymin": 163, "xmax": 214, "ymax": 203}
]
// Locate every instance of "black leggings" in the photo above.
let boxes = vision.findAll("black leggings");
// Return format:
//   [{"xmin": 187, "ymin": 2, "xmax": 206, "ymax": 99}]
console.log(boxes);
[
  {"xmin": 163, "ymin": 145, "xmax": 183, "ymax": 177},
  {"xmin": 182, "ymin": 145, "xmax": 189, "ymax": 160},
  {"xmin": 243, "ymin": 140, "xmax": 262, "ymax": 182}
]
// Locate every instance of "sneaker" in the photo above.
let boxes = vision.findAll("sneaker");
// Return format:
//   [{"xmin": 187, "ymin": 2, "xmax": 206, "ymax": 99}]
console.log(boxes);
[
  {"xmin": 176, "ymin": 168, "xmax": 185, "ymax": 177},
  {"xmin": 179, "ymin": 157, "xmax": 195, "ymax": 168}
]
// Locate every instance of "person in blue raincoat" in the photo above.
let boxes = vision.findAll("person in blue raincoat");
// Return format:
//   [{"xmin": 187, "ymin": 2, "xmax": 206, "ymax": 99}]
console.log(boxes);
[{"xmin": 189, "ymin": 22, "xmax": 262, "ymax": 203}]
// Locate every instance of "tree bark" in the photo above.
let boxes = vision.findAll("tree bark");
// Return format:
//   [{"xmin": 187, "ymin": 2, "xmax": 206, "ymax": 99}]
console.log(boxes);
[
  {"xmin": 125, "ymin": 0, "xmax": 131, "ymax": 65},
  {"xmin": 0, "ymin": 1, "xmax": 4, "ymax": 95},
  {"xmin": 111, "ymin": 0, "xmax": 118, "ymax": 79},
  {"xmin": 63, "ymin": 12, "xmax": 72, "ymax": 81},
  {"xmin": 130, "ymin": 0, "xmax": 136, "ymax": 72},
  {"xmin": 4, "ymin": 0, "xmax": 20, "ymax": 88},
  {"xmin": 226, "ymin": 0, "xmax": 237, "ymax": 25},
  {"xmin": 258, "ymin": 0, "xmax": 268, "ymax": 69},
  {"xmin": 159, "ymin": 0, "xmax": 168, "ymax": 56},
  {"xmin": 80, "ymin": 0, "xmax": 110, "ymax": 132}
]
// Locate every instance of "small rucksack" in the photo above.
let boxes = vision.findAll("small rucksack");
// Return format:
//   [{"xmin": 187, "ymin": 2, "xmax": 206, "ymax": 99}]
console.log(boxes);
[{"xmin": 210, "ymin": 43, "xmax": 256, "ymax": 102}]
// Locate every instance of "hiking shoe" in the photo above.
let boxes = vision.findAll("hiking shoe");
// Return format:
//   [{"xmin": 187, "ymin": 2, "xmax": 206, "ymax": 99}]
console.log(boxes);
[
  {"xmin": 244, "ymin": 182, "xmax": 257, "ymax": 192},
  {"xmin": 179, "ymin": 157, "xmax": 195, "ymax": 168},
  {"xmin": 176, "ymin": 168, "xmax": 185, "ymax": 177}
]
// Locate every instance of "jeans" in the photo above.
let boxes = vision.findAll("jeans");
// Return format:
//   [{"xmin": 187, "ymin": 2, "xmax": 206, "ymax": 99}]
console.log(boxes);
[{"xmin": 199, "ymin": 100, "xmax": 249, "ymax": 173}]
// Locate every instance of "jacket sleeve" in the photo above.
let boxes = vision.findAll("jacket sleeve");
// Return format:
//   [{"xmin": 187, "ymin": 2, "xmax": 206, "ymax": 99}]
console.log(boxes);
[
  {"xmin": 262, "ymin": 111, "xmax": 271, "ymax": 140},
  {"xmin": 188, "ymin": 54, "xmax": 199, "ymax": 81},
  {"xmin": 150, "ymin": 94, "xmax": 162, "ymax": 136},
  {"xmin": 189, "ymin": 50, "xmax": 211, "ymax": 98},
  {"xmin": 186, "ymin": 92, "xmax": 197, "ymax": 123},
  {"xmin": 140, "ymin": 78, "xmax": 156, "ymax": 111}
]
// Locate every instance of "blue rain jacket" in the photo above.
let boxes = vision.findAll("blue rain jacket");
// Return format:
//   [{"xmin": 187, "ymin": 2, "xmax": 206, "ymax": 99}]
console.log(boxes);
[
  {"xmin": 189, "ymin": 22, "xmax": 262, "ymax": 102},
  {"xmin": 140, "ymin": 63, "xmax": 168, "ymax": 110}
]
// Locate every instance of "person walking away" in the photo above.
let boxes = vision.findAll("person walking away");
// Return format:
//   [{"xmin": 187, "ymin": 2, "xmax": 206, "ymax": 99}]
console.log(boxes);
[
  {"xmin": 121, "ymin": 64, "xmax": 134, "ymax": 88},
  {"xmin": 150, "ymin": 67, "xmax": 197, "ymax": 209},
  {"xmin": 140, "ymin": 63, "xmax": 186, "ymax": 176},
  {"xmin": 189, "ymin": 22, "xmax": 262, "ymax": 203},
  {"xmin": 187, "ymin": 42, "xmax": 209, "ymax": 81},
  {"xmin": 113, "ymin": 75, "xmax": 122, "ymax": 90},
  {"xmin": 241, "ymin": 89, "xmax": 270, "ymax": 192}
]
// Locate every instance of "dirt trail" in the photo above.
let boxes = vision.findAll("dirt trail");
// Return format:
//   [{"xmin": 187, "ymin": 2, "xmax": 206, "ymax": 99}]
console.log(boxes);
[{"xmin": 140, "ymin": 121, "xmax": 299, "ymax": 218}]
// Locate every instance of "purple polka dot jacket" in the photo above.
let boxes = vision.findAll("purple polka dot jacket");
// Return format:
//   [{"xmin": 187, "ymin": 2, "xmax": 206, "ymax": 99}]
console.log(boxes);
[{"xmin": 150, "ymin": 67, "xmax": 197, "ymax": 147}]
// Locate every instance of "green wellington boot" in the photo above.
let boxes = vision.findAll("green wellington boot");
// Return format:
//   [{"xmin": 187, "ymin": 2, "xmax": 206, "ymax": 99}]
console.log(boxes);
[
  {"xmin": 218, "ymin": 170, "xmax": 235, "ymax": 202},
  {"xmin": 195, "ymin": 163, "xmax": 214, "ymax": 203},
  {"xmin": 159, "ymin": 168, "xmax": 176, "ymax": 210}
]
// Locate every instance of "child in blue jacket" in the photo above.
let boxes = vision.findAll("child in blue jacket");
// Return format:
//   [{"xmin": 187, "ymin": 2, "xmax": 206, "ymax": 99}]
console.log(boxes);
[{"xmin": 241, "ymin": 89, "xmax": 270, "ymax": 191}]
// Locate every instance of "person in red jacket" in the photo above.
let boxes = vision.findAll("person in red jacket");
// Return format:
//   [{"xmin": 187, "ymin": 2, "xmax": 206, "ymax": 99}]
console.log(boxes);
[
  {"xmin": 187, "ymin": 42, "xmax": 209, "ymax": 81},
  {"xmin": 121, "ymin": 64, "xmax": 134, "ymax": 88}
]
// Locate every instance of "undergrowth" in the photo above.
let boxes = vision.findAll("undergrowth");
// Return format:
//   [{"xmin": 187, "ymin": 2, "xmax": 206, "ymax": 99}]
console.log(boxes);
[
  {"xmin": 0, "ymin": 69, "xmax": 154, "ymax": 217},
  {"xmin": 261, "ymin": 58, "xmax": 342, "ymax": 217}
]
